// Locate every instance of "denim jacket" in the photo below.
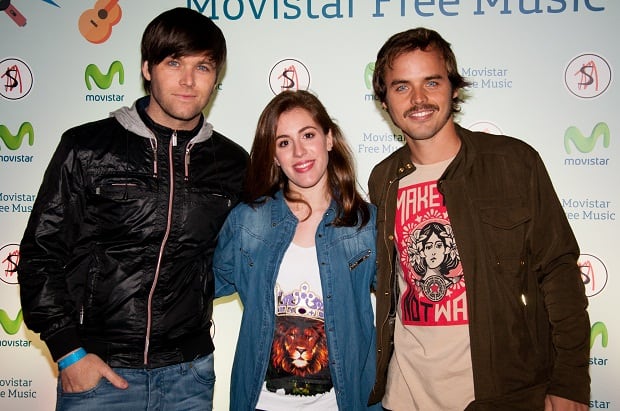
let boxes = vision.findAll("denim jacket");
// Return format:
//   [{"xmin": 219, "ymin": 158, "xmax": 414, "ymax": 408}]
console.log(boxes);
[{"xmin": 214, "ymin": 191, "xmax": 381, "ymax": 411}]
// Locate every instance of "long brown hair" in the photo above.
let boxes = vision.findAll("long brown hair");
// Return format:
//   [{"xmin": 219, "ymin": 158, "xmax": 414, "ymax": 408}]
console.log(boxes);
[{"xmin": 245, "ymin": 90, "xmax": 369, "ymax": 228}]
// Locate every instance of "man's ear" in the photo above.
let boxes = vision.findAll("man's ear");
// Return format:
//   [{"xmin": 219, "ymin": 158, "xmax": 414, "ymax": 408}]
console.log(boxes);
[{"xmin": 141, "ymin": 61, "xmax": 151, "ymax": 81}]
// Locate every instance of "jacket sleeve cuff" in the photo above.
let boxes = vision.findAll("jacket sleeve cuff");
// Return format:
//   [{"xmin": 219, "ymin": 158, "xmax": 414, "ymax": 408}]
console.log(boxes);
[
  {"xmin": 44, "ymin": 326, "xmax": 82, "ymax": 362},
  {"xmin": 548, "ymin": 365, "xmax": 591, "ymax": 405}
]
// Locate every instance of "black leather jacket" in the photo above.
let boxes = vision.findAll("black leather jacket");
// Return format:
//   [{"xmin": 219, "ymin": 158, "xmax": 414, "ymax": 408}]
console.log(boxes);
[
  {"xmin": 18, "ymin": 96, "xmax": 248, "ymax": 368},
  {"xmin": 368, "ymin": 124, "xmax": 590, "ymax": 408}
]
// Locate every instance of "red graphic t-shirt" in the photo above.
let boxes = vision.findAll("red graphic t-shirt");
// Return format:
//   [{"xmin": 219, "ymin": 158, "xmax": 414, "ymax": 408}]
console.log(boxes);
[
  {"xmin": 395, "ymin": 180, "xmax": 467, "ymax": 326},
  {"xmin": 383, "ymin": 159, "xmax": 474, "ymax": 411}
]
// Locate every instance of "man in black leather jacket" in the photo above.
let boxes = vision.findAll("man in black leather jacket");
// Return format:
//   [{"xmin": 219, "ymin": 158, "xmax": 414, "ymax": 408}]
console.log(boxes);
[{"xmin": 17, "ymin": 8, "xmax": 248, "ymax": 410}]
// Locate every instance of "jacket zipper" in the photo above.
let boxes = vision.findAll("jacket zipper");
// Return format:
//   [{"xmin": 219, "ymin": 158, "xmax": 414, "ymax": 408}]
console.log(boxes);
[
  {"xmin": 383, "ymin": 177, "xmax": 398, "ymax": 320},
  {"xmin": 144, "ymin": 131, "xmax": 177, "ymax": 364},
  {"xmin": 184, "ymin": 142, "xmax": 195, "ymax": 181},
  {"xmin": 378, "ymin": 165, "xmax": 413, "ymax": 360},
  {"xmin": 149, "ymin": 137, "xmax": 158, "ymax": 178}
]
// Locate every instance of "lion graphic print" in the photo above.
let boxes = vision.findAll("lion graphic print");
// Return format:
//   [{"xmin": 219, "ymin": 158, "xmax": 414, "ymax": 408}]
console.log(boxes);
[
  {"xmin": 395, "ymin": 180, "xmax": 468, "ymax": 326},
  {"xmin": 266, "ymin": 282, "xmax": 332, "ymax": 396}
]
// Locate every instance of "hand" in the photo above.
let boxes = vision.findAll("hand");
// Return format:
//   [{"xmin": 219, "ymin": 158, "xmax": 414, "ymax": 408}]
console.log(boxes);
[
  {"xmin": 60, "ymin": 353, "xmax": 128, "ymax": 393},
  {"xmin": 544, "ymin": 395, "xmax": 588, "ymax": 411}
]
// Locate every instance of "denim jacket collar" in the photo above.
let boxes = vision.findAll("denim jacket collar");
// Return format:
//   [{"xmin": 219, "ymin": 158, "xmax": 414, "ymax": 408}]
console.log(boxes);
[{"xmin": 269, "ymin": 190, "xmax": 338, "ymax": 226}]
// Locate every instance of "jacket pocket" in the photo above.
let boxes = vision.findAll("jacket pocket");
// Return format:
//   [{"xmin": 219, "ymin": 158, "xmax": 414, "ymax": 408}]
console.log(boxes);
[
  {"xmin": 479, "ymin": 204, "xmax": 530, "ymax": 275},
  {"xmin": 348, "ymin": 248, "xmax": 372, "ymax": 271},
  {"xmin": 182, "ymin": 190, "xmax": 234, "ymax": 244},
  {"xmin": 76, "ymin": 246, "xmax": 102, "ymax": 327},
  {"xmin": 89, "ymin": 174, "xmax": 158, "ymax": 240},
  {"xmin": 94, "ymin": 174, "xmax": 154, "ymax": 200}
]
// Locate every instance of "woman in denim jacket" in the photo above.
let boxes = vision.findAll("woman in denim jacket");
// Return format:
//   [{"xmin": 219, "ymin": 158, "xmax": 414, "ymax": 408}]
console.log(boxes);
[{"xmin": 214, "ymin": 90, "xmax": 380, "ymax": 411}]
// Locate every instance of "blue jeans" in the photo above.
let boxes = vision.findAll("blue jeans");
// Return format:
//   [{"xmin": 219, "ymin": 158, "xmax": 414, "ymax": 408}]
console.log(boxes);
[{"xmin": 56, "ymin": 353, "xmax": 215, "ymax": 411}]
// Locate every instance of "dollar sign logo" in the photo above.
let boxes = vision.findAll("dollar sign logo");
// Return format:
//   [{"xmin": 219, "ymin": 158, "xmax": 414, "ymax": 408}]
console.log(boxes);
[
  {"xmin": 2, "ymin": 65, "xmax": 19, "ymax": 92},
  {"xmin": 579, "ymin": 260, "xmax": 592, "ymax": 285},
  {"xmin": 279, "ymin": 65, "xmax": 297, "ymax": 91},
  {"xmin": 577, "ymin": 63, "xmax": 595, "ymax": 87}
]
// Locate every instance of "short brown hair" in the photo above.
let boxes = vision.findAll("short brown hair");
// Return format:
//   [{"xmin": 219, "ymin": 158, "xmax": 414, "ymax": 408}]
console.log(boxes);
[
  {"xmin": 373, "ymin": 27, "xmax": 470, "ymax": 113},
  {"xmin": 141, "ymin": 8, "xmax": 226, "ymax": 93}
]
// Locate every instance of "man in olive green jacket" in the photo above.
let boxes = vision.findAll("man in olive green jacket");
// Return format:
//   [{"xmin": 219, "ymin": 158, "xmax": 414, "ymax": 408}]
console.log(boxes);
[{"xmin": 367, "ymin": 28, "xmax": 589, "ymax": 411}]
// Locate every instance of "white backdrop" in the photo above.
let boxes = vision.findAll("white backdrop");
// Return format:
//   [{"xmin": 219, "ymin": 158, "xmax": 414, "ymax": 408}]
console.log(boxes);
[{"xmin": 0, "ymin": 1, "xmax": 617, "ymax": 409}]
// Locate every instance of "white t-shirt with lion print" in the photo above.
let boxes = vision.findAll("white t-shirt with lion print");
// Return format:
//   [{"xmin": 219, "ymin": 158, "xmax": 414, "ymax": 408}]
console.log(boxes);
[{"xmin": 255, "ymin": 242, "xmax": 338, "ymax": 411}]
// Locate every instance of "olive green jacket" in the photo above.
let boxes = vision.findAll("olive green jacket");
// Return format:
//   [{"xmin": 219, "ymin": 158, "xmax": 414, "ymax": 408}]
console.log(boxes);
[{"xmin": 367, "ymin": 124, "xmax": 590, "ymax": 409}]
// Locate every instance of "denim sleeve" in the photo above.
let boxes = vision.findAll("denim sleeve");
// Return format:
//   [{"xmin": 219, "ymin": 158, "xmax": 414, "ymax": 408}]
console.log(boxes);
[{"xmin": 213, "ymin": 209, "xmax": 238, "ymax": 298}]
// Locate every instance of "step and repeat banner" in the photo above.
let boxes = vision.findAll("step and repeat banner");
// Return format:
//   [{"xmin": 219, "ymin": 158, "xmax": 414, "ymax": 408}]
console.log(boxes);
[{"xmin": 1, "ymin": 1, "xmax": 617, "ymax": 409}]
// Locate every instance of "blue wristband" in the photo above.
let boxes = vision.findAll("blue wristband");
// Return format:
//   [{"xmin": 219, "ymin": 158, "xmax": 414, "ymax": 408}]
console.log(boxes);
[{"xmin": 58, "ymin": 348, "xmax": 87, "ymax": 371}]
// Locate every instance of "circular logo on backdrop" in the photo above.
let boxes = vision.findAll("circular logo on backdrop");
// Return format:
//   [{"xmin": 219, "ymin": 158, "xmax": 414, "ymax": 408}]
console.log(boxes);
[
  {"xmin": 0, "ymin": 243, "xmax": 20, "ymax": 285},
  {"xmin": 564, "ymin": 54, "xmax": 611, "ymax": 99},
  {"xmin": 467, "ymin": 121, "xmax": 503, "ymax": 135},
  {"xmin": 0, "ymin": 58, "xmax": 34, "ymax": 100},
  {"xmin": 269, "ymin": 59, "xmax": 311, "ymax": 95},
  {"xmin": 578, "ymin": 253, "xmax": 608, "ymax": 297}
]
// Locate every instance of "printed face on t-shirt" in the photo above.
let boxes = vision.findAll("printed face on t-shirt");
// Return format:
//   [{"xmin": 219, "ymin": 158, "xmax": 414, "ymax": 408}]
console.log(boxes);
[{"xmin": 396, "ymin": 180, "xmax": 467, "ymax": 326}]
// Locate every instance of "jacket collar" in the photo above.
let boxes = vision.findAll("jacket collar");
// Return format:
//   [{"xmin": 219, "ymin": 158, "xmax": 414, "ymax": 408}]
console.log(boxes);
[
  {"xmin": 385, "ymin": 145, "xmax": 416, "ymax": 184},
  {"xmin": 269, "ymin": 190, "xmax": 337, "ymax": 226},
  {"xmin": 442, "ymin": 123, "xmax": 477, "ymax": 180},
  {"xmin": 110, "ymin": 96, "xmax": 214, "ymax": 145},
  {"xmin": 387, "ymin": 123, "xmax": 478, "ymax": 182}
]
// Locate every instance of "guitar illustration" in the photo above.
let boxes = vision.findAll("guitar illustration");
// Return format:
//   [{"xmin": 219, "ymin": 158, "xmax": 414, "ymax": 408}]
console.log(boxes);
[
  {"xmin": 0, "ymin": 0, "xmax": 27, "ymax": 27},
  {"xmin": 78, "ymin": 0, "xmax": 122, "ymax": 44}
]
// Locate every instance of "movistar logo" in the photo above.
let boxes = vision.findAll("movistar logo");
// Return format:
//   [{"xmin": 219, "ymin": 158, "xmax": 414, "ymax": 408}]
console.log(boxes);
[
  {"xmin": 590, "ymin": 321, "xmax": 608, "ymax": 348},
  {"xmin": 0, "ymin": 308, "xmax": 22, "ymax": 335},
  {"xmin": 564, "ymin": 122, "xmax": 610, "ymax": 154},
  {"xmin": 0, "ymin": 122, "xmax": 34, "ymax": 150},
  {"xmin": 364, "ymin": 62, "xmax": 375, "ymax": 90},
  {"xmin": 85, "ymin": 60, "xmax": 124, "ymax": 91}
]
